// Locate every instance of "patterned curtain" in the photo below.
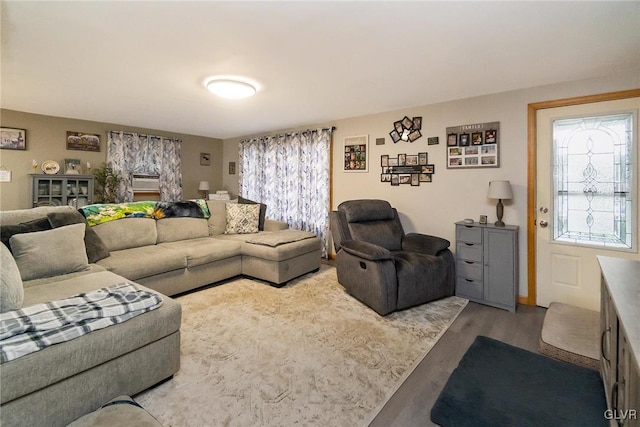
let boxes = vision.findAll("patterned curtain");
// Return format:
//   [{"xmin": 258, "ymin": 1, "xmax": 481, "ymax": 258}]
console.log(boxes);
[
  {"xmin": 239, "ymin": 128, "xmax": 332, "ymax": 257},
  {"xmin": 107, "ymin": 131, "xmax": 182, "ymax": 202}
]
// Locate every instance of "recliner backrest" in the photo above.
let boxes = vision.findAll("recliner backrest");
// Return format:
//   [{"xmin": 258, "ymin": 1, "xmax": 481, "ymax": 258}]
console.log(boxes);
[{"xmin": 336, "ymin": 199, "xmax": 404, "ymax": 251}]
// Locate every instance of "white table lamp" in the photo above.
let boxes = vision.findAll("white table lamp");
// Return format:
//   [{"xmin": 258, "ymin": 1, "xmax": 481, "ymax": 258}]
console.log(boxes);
[
  {"xmin": 488, "ymin": 180, "xmax": 513, "ymax": 227},
  {"xmin": 198, "ymin": 181, "xmax": 210, "ymax": 199}
]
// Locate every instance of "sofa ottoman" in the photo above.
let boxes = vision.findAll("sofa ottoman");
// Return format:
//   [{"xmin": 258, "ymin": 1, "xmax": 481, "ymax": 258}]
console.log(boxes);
[{"xmin": 215, "ymin": 230, "xmax": 322, "ymax": 285}]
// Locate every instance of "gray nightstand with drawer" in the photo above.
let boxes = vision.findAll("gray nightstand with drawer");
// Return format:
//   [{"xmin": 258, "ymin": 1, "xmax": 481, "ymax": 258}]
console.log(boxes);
[{"xmin": 455, "ymin": 221, "xmax": 519, "ymax": 312}]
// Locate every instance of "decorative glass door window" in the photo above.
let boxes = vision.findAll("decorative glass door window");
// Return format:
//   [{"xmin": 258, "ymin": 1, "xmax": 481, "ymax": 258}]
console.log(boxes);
[{"xmin": 552, "ymin": 113, "xmax": 635, "ymax": 249}]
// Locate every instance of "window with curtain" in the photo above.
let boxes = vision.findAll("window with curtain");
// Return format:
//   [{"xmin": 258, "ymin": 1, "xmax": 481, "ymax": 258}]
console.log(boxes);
[
  {"xmin": 107, "ymin": 131, "xmax": 182, "ymax": 202},
  {"xmin": 239, "ymin": 128, "xmax": 333, "ymax": 257}
]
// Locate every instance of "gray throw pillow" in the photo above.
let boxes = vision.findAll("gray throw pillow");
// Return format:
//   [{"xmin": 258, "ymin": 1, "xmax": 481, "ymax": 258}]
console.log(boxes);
[
  {"xmin": 238, "ymin": 196, "xmax": 267, "ymax": 231},
  {"xmin": 0, "ymin": 243, "xmax": 24, "ymax": 313},
  {"xmin": 225, "ymin": 203, "xmax": 260, "ymax": 234},
  {"xmin": 47, "ymin": 210, "xmax": 110, "ymax": 263},
  {"xmin": 0, "ymin": 217, "xmax": 52, "ymax": 253},
  {"xmin": 10, "ymin": 223, "xmax": 89, "ymax": 281}
]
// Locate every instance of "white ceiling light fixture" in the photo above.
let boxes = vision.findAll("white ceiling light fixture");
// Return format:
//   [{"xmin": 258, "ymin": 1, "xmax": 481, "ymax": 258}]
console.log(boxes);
[{"xmin": 206, "ymin": 79, "xmax": 256, "ymax": 99}]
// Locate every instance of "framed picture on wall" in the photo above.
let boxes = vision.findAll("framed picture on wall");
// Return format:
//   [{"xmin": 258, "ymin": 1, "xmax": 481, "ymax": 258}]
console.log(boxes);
[
  {"xmin": 0, "ymin": 127, "xmax": 26, "ymax": 150},
  {"xmin": 66, "ymin": 131, "xmax": 100, "ymax": 152},
  {"xmin": 200, "ymin": 152, "xmax": 211, "ymax": 166},
  {"xmin": 344, "ymin": 135, "xmax": 369, "ymax": 172},
  {"xmin": 446, "ymin": 121, "xmax": 500, "ymax": 169}
]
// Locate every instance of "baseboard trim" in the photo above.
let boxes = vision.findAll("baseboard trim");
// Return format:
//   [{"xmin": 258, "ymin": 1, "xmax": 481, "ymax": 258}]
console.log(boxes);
[{"xmin": 518, "ymin": 295, "xmax": 529, "ymax": 305}]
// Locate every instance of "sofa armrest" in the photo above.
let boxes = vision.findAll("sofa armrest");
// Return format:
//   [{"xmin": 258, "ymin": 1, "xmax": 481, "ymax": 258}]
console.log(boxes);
[
  {"xmin": 341, "ymin": 240, "xmax": 392, "ymax": 261},
  {"xmin": 263, "ymin": 219, "xmax": 289, "ymax": 231},
  {"xmin": 401, "ymin": 233, "xmax": 450, "ymax": 255}
]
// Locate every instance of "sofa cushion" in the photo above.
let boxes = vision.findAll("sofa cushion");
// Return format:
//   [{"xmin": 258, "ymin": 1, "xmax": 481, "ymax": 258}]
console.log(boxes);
[
  {"xmin": 10, "ymin": 223, "xmax": 89, "ymax": 281},
  {"xmin": 96, "ymin": 245, "xmax": 187, "ymax": 280},
  {"xmin": 22, "ymin": 264, "xmax": 107, "ymax": 291},
  {"xmin": 47, "ymin": 210, "xmax": 110, "ymax": 263},
  {"xmin": 160, "ymin": 237, "xmax": 241, "ymax": 268},
  {"xmin": 0, "ymin": 217, "xmax": 52, "ymax": 253},
  {"xmin": 206, "ymin": 199, "xmax": 236, "ymax": 236},
  {"xmin": 225, "ymin": 203, "xmax": 260, "ymax": 234},
  {"xmin": 0, "ymin": 205, "xmax": 75, "ymax": 226},
  {"xmin": 92, "ymin": 218, "xmax": 157, "ymax": 251},
  {"xmin": 238, "ymin": 196, "xmax": 267, "ymax": 231},
  {"xmin": 0, "ymin": 270, "xmax": 181, "ymax": 405},
  {"xmin": 156, "ymin": 218, "xmax": 209, "ymax": 243},
  {"xmin": 0, "ymin": 243, "xmax": 23, "ymax": 313}
]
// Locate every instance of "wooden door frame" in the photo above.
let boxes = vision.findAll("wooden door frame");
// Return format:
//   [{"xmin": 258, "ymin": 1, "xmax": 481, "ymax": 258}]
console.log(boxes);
[{"xmin": 526, "ymin": 88, "xmax": 640, "ymax": 306}]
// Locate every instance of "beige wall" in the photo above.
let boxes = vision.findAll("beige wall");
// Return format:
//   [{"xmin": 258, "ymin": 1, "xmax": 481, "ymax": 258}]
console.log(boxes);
[
  {"xmin": 0, "ymin": 109, "xmax": 223, "ymax": 210},
  {"xmin": 223, "ymin": 71, "xmax": 640, "ymax": 298}
]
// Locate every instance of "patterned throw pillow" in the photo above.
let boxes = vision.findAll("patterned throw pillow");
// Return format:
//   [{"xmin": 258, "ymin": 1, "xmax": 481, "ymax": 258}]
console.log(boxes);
[{"xmin": 225, "ymin": 203, "xmax": 260, "ymax": 234}]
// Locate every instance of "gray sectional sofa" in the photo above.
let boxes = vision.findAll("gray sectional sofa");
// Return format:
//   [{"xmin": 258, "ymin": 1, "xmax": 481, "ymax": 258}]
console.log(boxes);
[{"xmin": 0, "ymin": 200, "xmax": 322, "ymax": 427}]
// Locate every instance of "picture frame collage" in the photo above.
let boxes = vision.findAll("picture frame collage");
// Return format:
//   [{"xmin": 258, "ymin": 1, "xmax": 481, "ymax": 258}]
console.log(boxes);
[
  {"xmin": 344, "ymin": 135, "xmax": 369, "ymax": 172},
  {"xmin": 389, "ymin": 116, "xmax": 422, "ymax": 143},
  {"xmin": 446, "ymin": 121, "xmax": 500, "ymax": 169},
  {"xmin": 380, "ymin": 152, "xmax": 435, "ymax": 186}
]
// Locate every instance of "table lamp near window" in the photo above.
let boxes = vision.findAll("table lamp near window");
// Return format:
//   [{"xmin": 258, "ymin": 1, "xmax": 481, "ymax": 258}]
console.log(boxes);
[
  {"xmin": 198, "ymin": 181, "xmax": 210, "ymax": 199},
  {"xmin": 488, "ymin": 180, "xmax": 512, "ymax": 227}
]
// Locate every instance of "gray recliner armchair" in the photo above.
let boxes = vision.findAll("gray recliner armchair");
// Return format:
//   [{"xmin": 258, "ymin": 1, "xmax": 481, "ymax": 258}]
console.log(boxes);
[{"xmin": 330, "ymin": 199, "xmax": 455, "ymax": 315}]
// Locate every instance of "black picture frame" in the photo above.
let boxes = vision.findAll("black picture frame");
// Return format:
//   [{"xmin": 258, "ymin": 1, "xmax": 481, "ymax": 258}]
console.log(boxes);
[
  {"xmin": 459, "ymin": 133, "xmax": 470, "ymax": 146},
  {"xmin": 398, "ymin": 153, "xmax": 406, "ymax": 166},
  {"xmin": 405, "ymin": 154, "xmax": 418, "ymax": 166},
  {"xmin": 389, "ymin": 129, "xmax": 401, "ymax": 143},
  {"xmin": 394, "ymin": 120, "xmax": 403, "ymax": 133},
  {"xmin": 412, "ymin": 116, "xmax": 422, "ymax": 130},
  {"xmin": 447, "ymin": 133, "xmax": 458, "ymax": 146},
  {"xmin": 0, "ymin": 127, "xmax": 26, "ymax": 150},
  {"xmin": 472, "ymin": 132, "xmax": 483, "ymax": 145},
  {"xmin": 485, "ymin": 129, "xmax": 497, "ymax": 143},
  {"xmin": 200, "ymin": 152, "xmax": 211, "ymax": 166},
  {"xmin": 391, "ymin": 174, "xmax": 399, "ymax": 186},
  {"xmin": 381, "ymin": 154, "xmax": 389, "ymax": 167},
  {"xmin": 407, "ymin": 129, "xmax": 422, "ymax": 142},
  {"xmin": 418, "ymin": 152, "xmax": 428, "ymax": 165},
  {"xmin": 401, "ymin": 116, "xmax": 414, "ymax": 129},
  {"xmin": 411, "ymin": 174, "xmax": 419, "ymax": 186}
]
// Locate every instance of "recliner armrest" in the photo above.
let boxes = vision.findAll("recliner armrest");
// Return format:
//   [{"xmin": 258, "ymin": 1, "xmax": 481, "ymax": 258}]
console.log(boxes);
[
  {"xmin": 341, "ymin": 240, "xmax": 392, "ymax": 261},
  {"xmin": 401, "ymin": 233, "xmax": 450, "ymax": 255}
]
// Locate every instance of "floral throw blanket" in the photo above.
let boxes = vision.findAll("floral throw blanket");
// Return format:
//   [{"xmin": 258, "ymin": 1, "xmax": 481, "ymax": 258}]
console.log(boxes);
[
  {"xmin": 80, "ymin": 199, "xmax": 210, "ymax": 226},
  {"xmin": 0, "ymin": 283, "xmax": 163, "ymax": 363}
]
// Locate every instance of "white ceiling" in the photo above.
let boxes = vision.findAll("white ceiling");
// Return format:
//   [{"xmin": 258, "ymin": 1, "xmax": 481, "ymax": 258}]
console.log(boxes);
[{"xmin": 2, "ymin": 1, "xmax": 639, "ymax": 140}]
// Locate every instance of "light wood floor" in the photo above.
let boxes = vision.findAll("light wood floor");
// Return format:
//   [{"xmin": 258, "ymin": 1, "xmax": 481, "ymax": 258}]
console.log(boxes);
[{"xmin": 369, "ymin": 301, "xmax": 548, "ymax": 427}]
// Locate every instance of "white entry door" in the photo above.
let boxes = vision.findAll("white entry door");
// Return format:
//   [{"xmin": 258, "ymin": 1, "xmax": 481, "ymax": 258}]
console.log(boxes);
[{"xmin": 536, "ymin": 97, "xmax": 640, "ymax": 311}]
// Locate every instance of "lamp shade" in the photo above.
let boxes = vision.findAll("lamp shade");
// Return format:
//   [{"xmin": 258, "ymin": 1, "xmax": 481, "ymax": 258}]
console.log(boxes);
[
  {"xmin": 488, "ymin": 180, "xmax": 513, "ymax": 200},
  {"xmin": 198, "ymin": 181, "xmax": 210, "ymax": 191}
]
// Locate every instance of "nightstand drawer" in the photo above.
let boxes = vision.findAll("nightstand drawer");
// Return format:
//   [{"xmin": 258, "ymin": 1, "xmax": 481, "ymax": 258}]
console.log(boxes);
[
  {"xmin": 456, "ymin": 225, "xmax": 482, "ymax": 243},
  {"xmin": 457, "ymin": 243, "xmax": 482, "ymax": 262},
  {"xmin": 456, "ymin": 277, "xmax": 482, "ymax": 300},
  {"xmin": 457, "ymin": 260, "xmax": 483, "ymax": 280}
]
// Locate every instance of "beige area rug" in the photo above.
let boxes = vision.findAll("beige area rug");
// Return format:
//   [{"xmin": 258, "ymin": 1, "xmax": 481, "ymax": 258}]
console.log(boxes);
[{"xmin": 135, "ymin": 265, "xmax": 468, "ymax": 426}]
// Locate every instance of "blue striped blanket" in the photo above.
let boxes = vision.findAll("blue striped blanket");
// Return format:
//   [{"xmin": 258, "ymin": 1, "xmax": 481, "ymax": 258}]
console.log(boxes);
[{"xmin": 0, "ymin": 283, "xmax": 163, "ymax": 363}]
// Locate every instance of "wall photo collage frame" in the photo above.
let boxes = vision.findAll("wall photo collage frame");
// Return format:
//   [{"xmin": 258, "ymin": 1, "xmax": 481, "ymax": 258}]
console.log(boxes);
[
  {"xmin": 380, "ymin": 152, "xmax": 434, "ymax": 186},
  {"xmin": 446, "ymin": 121, "xmax": 500, "ymax": 169}
]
